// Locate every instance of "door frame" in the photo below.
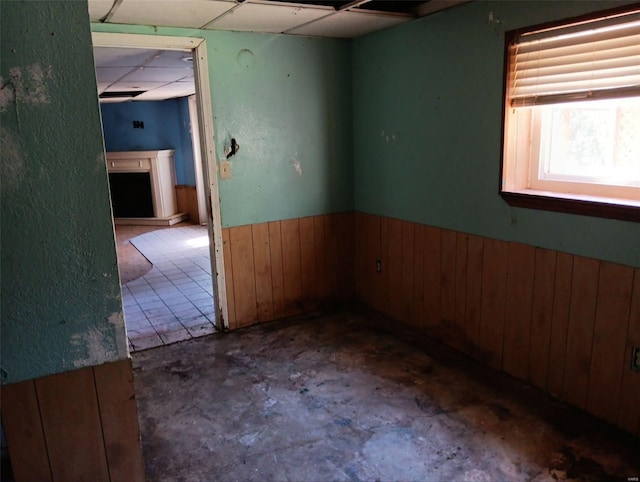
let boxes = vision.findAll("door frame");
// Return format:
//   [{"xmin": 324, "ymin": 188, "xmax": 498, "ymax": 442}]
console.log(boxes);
[{"xmin": 92, "ymin": 32, "xmax": 229, "ymax": 331}]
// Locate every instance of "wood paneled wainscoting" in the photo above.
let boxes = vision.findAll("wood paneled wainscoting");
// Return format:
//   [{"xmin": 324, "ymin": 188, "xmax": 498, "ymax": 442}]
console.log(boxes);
[
  {"xmin": 1, "ymin": 359, "xmax": 145, "ymax": 482},
  {"xmin": 354, "ymin": 212, "xmax": 640, "ymax": 437},
  {"xmin": 222, "ymin": 212, "xmax": 355, "ymax": 329}
]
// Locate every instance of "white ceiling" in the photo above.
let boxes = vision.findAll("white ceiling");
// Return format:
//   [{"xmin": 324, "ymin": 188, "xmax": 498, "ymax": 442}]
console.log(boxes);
[
  {"xmin": 92, "ymin": 0, "xmax": 469, "ymax": 103},
  {"xmin": 89, "ymin": 0, "xmax": 470, "ymax": 38},
  {"xmin": 95, "ymin": 47, "xmax": 196, "ymax": 103}
]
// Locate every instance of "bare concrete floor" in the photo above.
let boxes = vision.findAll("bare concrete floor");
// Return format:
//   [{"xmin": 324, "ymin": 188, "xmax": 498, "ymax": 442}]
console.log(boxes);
[{"xmin": 132, "ymin": 310, "xmax": 639, "ymax": 482}]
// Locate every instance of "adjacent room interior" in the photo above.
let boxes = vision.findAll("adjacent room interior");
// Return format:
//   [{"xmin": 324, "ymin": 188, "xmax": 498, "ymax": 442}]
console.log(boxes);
[{"xmin": 2, "ymin": 0, "xmax": 639, "ymax": 481}]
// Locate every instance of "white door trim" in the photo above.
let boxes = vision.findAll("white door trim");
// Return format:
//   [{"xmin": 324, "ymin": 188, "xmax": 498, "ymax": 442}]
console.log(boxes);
[{"xmin": 91, "ymin": 32, "xmax": 229, "ymax": 331}]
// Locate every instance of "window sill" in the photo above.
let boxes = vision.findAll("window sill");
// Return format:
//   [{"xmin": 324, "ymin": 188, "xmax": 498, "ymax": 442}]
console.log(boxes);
[{"xmin": 500, "ymin": 189, "xmax": 640, "ymax": 222}]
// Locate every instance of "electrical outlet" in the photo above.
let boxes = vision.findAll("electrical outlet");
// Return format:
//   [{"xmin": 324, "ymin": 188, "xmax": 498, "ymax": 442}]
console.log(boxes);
[
  {"xmin": 220, "ymin": 161, "xmax": 231, "ymax": 179},
  {"xmin": 631, "ymin": 346, "xmax": 640, "ymax": 372},
  {"xmin": 376, "ymin": 259, "xmax": 382, "ymax": 273}
]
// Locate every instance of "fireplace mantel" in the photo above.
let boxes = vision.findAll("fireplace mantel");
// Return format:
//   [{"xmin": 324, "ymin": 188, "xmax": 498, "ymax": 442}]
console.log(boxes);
[{"xmin": 106, "ymin": 150, "xmax": 178, "ymax": 220}]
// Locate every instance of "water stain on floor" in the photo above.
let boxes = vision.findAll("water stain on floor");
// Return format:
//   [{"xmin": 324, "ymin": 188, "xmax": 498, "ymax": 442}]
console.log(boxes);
[{"xmin": 132, "ymin": 310, "xmax": 640, "ymax": 482}]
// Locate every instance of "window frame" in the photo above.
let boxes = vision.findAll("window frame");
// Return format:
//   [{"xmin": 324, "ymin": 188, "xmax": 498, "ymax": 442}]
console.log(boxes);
[{"xmin": 499, "ymin": 5, "xmax": 640, "ymax": 223}]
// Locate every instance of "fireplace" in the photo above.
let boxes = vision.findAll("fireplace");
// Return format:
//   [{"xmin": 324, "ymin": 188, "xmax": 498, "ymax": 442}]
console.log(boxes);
[{"xmin": 106, "ymin": 150, "xmax": 184, "ymax": 224}]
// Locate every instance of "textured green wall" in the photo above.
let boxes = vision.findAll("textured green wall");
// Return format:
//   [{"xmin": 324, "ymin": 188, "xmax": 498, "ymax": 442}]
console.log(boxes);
[
  {"xmin": 1, "ymin": 2, "xmax": 127, "ymax": 384},
  {"xmin": 353, "ymin": 0, "xmax": 640, "ymax": 268},
  {"xmin": 92, "ymin": 24, "xmax": 354, "ymax": 228}
]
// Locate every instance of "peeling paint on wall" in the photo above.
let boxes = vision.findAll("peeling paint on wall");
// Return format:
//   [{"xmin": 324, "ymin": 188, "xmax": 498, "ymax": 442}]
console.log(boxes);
[
  {"xmin": 292, "ymin": 157, "xmax": 302, "ymax": 176},
  {"xmin": 8, "ymin": 63, "xmax": 52, "ymax": 107},
  {"xmin": 71, "ymin": 311, "xmax": 126, "ymax": 368}
]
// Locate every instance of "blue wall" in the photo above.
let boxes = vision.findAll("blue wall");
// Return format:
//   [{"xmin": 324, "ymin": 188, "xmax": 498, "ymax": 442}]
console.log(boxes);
[
  {"xmin": 352, "ymin": 0, "xmax": 640, "ymax": 268},
  {"xmin": 100, "ymin": 97, "xmax": 196, "ymax": 185}
]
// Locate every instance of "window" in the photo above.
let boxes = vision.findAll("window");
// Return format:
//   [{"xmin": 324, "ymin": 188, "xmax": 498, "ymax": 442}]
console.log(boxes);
[{"xmin": 501, "ymin": 7, "xmax": 640, "ymax": 222}]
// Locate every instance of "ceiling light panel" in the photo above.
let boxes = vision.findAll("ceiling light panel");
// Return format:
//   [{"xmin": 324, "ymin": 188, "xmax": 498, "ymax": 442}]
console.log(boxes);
[
  {"xmin": 288, "ymin": 10, "xmax": 408, "ymax": 37},
  {"xmin": 109, "ymin": 0, "xmax": 235, "ymax": 28},
  {"xmin": 144, "ymin": 50, "xmax": 194, "ymax": 68},
  {"xmin": 207, "ymin": 2, "xmax": 331, "ymax": 33}
]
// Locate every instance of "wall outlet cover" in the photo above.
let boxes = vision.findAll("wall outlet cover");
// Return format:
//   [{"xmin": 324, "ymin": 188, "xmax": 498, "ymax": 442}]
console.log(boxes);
[{"xmin": 220, "ymin": 161, "xmax": 231, "ymax": 179}]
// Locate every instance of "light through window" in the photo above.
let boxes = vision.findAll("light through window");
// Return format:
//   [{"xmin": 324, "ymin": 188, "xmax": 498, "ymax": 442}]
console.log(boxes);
[{"xmin": 501, "ymin": 7, "xmax": 640, "ymax": 221}]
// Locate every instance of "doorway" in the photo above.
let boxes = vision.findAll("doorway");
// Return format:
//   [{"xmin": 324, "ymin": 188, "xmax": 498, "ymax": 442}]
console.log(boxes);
[{"xmin": 92, "ymin": 32, "xmax": 228, "ymax": 351}]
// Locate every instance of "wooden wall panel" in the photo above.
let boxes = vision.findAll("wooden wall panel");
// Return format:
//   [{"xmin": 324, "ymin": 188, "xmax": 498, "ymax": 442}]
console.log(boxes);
[
  {"xmin": 230, "ymin": 225, "xmax": 257, "ymax": 327},
  {"xmin": 281, "ymin": 218, "xmax": 303, "ymax": 316},
  {"xmin": 36, "ymin": 367, "xmax": 110, "ymax": 482},
  {"xmin": 547, "ymin": 252, "xmax": 573, "ymax": 398},
  {"xmin": 400, "ymin": 221, "xmax": 415, "ymax": 324},
  {"xmin": 3, "ymin": 360, "xmax": 144, "ymax": 482},
  {"xmin": 587, "ymin": 262, "xmax": 634, "ymax": 425},
  {"xmin": 479, "ymin": 238, "xmax": 508, "ymax": 370},
  {"xmin": 299, "ymin": 217, "xmax": 317, "ymax": 309},
  {"xmin": 368, "ymin": 215, "xmax": 384, "ymax": 313},
  {"xmin": 1, "ymin": 381, "xmax": 52, "ymax": 481},
  {"xmin": 454, "ymin": 232, "xmax": 468, "ymax": 352},
  {"xmin": 355, "ymin": 212, "xmax": 368, "ymax": 302},
  {"xmin": 386, "ymin": 218, "xmax": 403, "ymax": 321},
  {"xmin": 337, "ymin": 212, "xmax": 355, "ymax": 301},
  {"xmin": 313, "ymin": 216, "xmax": 328, "ymax": 304},
  {"xmin": 502, "ymin": 243, "xmax": 535, "ymax": 381},
  {"xmin": 423, "ymin": 226, "xmax": 441, "ymax": 336},
  {"xmin": 528, "ymin": 248, "xmax": 556, "ymax": 391},
  {"xmin": 175, "ymin": 185, "xmax": 199, "ymax": 223},
  {"xmin": 617, "ymin": 269, "xmax": 640, "ymax": 435},
  {"xmin": 563, "ymin": 256, "xmax": 600, "ymax": 409},
  {"xmin": 222, "ymin": 228, "xmax": 237, "ymax": 329},
  {"xmin": 252, "ymin": 223, "xmax": 274, "ymax": 322},
  {"xmin": 464, "ymin": 235, "xmax": 484, "ymax": 359},
  {"xmin": 269, "ymin": 221, "xmax": 286, "ymax": 320},
  {"xmin": 440, "ymin": 229, "xmax": 457, "ymax": 348},
  {"xmin": 411, "ymin": 224, "xmax": 425, "ymax": 329},
  {"xmin": 94, "ymin": 360, "xmax": 146, "ymax": 482}
]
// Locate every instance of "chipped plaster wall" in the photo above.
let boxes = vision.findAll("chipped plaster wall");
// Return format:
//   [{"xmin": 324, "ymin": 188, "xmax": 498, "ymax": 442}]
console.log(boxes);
[{"xmin": 1, "ymin": 1, "xmax": 128, "ymax": 384}]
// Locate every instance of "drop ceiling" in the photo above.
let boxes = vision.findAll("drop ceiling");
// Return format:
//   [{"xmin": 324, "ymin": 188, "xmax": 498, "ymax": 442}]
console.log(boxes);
[
  {"xmin": 89, "ymin": 0, "xmax": 470, "ymax": 38},
  {"xmin": 92, "ymin": 0, "xmax": 469, "ymax": 103}
]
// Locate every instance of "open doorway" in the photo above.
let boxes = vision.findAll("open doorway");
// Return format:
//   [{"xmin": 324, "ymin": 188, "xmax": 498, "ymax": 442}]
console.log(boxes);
[{"xmin": 92, "ymin": 32, "xmax": 228, "ymax": 351}]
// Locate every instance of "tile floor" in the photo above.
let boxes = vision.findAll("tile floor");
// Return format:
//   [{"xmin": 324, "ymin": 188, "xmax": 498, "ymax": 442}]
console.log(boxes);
[{"xmin": 122, "ymin": 225, "xmax": 216, "ymax": 352}]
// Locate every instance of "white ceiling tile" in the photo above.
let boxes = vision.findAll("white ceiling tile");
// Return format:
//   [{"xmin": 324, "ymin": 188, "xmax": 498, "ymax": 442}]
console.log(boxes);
[
  {"xmin": 145, "ymin": 50, "xmax": 194, "ymax": 68},
  {"xmin": 106, "ymin": 81, "xmax": 170, "ymax": 91},
  {"xmin": 97, "ymin": 82, "xmax": 111, "ymax": 94},
  {"xmin": 135, "ymin": 85, "xmax": 195, "ymax": 101},
  {"xmin": 93, "ymin": 47, "xmax": 158, "ymax": 68},
  {"xmin": 96, "ymin": 67, "xmax": 135, "ymax": 82},
  {"xmin": 288, "ymin": 11, "xmax": 410, "ymax": 38},
  {"xmin": 121, "ymin": 67, "xmax": 193, "ymax": 82},
  {"xmin": 110, "ymin": 0, "xmax": 235, "ymax": 28},
  {"xmin": 88, "ymin": 0, "xmax": 114, "ymax": 21},
  {"xmin": 206, "ymin": 2, "xmax": 332, "ymax": 33}
]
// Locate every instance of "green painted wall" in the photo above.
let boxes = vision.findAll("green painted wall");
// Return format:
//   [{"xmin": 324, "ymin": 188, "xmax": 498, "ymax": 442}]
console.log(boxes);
[
  {"xmin": 1, "ymin": 1, "xmax": 127, "ymax": 384},
  {"xmin": 353, "ymin": 0, "xmax": 640, "ymax": 268},
  {"xmin": 92, "ymin": 23, "xmax": 354, "ymax": 228}
]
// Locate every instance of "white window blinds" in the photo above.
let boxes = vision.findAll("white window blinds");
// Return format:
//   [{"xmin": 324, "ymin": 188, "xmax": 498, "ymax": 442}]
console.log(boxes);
[{"xmin": 509, "ymin": 10, "xmax": 640, "ymax": 107}]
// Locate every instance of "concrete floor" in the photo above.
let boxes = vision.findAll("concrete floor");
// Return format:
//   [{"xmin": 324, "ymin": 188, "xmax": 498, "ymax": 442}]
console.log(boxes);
[{"xmin": 132, "ymin": 309, "xmax": 639, "ymax": 482}]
